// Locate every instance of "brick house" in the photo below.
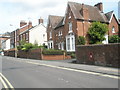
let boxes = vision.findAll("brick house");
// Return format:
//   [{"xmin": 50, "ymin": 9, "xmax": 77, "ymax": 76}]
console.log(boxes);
[
  {"xmin": 47, "ymin": 2, "xmax": 119, "ymax": 52},
  {"xmin": 47, "ymin": 15, "xmax": 64, "ymax": 49},
  {"xmin": 10, "ymin": 20, "xmax": 33, "ymax": 49}
]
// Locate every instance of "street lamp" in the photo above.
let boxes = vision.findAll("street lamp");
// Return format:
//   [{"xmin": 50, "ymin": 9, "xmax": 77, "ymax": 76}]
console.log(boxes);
[{"xmin": 10, "ymin": 24, "xmax": 17, "ymax": 58}]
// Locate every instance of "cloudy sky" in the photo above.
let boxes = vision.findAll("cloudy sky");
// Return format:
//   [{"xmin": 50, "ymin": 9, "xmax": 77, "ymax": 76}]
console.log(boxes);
[{"xmin": 0, "ymin": 0, "xmax": 119, "ymax": 34}]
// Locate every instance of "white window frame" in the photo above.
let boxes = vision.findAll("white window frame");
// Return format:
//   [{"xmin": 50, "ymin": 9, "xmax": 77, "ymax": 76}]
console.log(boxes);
[
  {"xmin": 66, "ymin": 34, "xmax": 75, "ymax": 52},
  {"xmin": 61, "ymin": 42, "xmax": 64, "ymax": 50},
  {"xmin": 69, "ymin": 22, "xmax": 72, "ymax": 33},
  {"xmin": 48, "ymin": 40, "xmax": 54, "ymax": 49},
  {"xmin": 112, "ymin": 26, "xmax": 115, "ymax": 33},
  {"xmin": 26, "ymin": 33, "xmax": 28, "ymax": 40}
]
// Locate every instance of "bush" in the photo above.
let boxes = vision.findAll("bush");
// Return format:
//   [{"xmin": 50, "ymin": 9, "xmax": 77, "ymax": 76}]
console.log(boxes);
[
  {"xmin": 17, "ymin": 40, "xmax": 46, "ymax": 51},
  {"xmin": 77, "ymin": 36, "xmax": 86, "ymax": 45},
  {"xmin": 88, "ymin": 22, "xmax": 108, "ymax": 44},
  {"xmin": 109, "ymin": 35, "xmax": 120, "ymax": 43},
  {"xmin": 67, "ymin": 52, "xmax": 76, "ymax": 59},
  {"xmin": 71, "ymin": 53, "xmax": 76, "ymax": 58},
  {"xmin": 21, "ymin": 43, "xmax": 33, "ymax": 51},
  {"xmin": 42, "ymin": 49, "xmax": 65, "ymax": 55}
]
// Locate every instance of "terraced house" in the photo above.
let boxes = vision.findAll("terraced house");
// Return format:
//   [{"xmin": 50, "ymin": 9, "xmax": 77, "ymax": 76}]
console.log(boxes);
[
  {"xmin": 10, "ymin": 18, "xmax": 47, "ymax": 49},
  {"xmin": 47, "ymin": 1, "xmax": 119, "ymax": 52}
]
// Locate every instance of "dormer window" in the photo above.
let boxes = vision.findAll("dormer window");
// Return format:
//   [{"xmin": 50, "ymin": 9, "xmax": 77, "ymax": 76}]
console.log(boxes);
[{"xmin": 112, "ymin": 26, "xmax": 115, "ymax": 33}]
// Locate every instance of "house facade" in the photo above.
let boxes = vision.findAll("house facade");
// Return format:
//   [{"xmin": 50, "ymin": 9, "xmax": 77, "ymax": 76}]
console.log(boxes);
[
  {"xmin": 10, "ymin": 20, "xmax": 33, "ymax": 49},
  {"xmin": 47, "ymin": 15, "xmax": 64, "ymax": 49},
  {"xmin": 47, "ymin": 2, "xmax": 119, "ymax": 52},
  {"xmin": 1, "ymin": 36, "xmax": 11, "ymax": 50},
  {"xmin": 20, "ymin": 18, "xmax": 47, "ymax": 46}
]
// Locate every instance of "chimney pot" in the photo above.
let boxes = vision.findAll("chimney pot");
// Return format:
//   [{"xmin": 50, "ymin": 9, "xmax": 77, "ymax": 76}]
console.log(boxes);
[
  {"xmin": 94, "ymin": 2, "xmax": 103, "ymax": 12},
  {"xmin": 38, "ymin": 18, "xmax": 43, "ymax": 24},
  {"xmin": 20, "ymin": 20, "xmax": 27, "ymax": 27}
]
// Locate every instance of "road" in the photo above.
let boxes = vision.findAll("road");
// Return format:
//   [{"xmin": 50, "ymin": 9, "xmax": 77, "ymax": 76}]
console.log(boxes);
[{"xmin": 1, "ymin": 56, "xmax": 119, "ymax": 88}]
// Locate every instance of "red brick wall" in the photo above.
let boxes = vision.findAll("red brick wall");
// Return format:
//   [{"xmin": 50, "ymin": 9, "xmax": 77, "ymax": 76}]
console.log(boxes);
[
  {"xmin": 54, "ymin": 26, "xmax": 64, "ymax": 49},
  {"xmin": 42, "ymin": 55, "xmax": 65, "ymax": 60},
  {"xmin": 4, "ymin": 50, "xmax": 15, "ymax": 57},
  {"xmin": 17, "ymin": 48, "xmax": 71, "ymax": 60},
  {"xmin": 18, "ymin": 48, "xmax": 42, "ymax": 60},
  {"xmin": 64, "ymin": 5, "xmax": 77, "ymax": 36},
  {"xmin": 76, "ymin": 43, "xmax": 120, "ymax": 68},
  {"xmin": 108, "ymin": 15, "xmax": 119, "ymax": 36}
]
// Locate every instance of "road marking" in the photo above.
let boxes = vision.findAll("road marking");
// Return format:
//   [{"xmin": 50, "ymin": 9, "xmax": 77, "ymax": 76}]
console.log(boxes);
[
  {"xmin": 24, "ymin": 61, "xmax": 120, "ymax": 79},
  {"xmin": 8, "ymin": 59, "xmax": 120, "ymax": 80},
  {"xmin": 0, "ymin": 76, "xmax": 8, "ymax": 90},
  {"xmin": 0, "ymin": 73, "xmax": 14, "ymax": 89}
]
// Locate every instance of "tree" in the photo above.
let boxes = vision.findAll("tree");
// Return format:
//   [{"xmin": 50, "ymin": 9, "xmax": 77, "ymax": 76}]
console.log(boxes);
[
  {"xmin": 77, "ymin": 36, "xmax": 86, "ymax": 45},
  {"xmin": 109, "ymin": 35, "xmax": 120, "ymax": 43},
  {"xmin": 88, "ymin": 22, "xmax": 108, "ymax": 44}
]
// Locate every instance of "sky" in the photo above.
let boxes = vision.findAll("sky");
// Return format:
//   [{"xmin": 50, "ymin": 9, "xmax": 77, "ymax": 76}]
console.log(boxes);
[{"xmin": 0, "ymin": 0, "xmax": 119, "ymax": 34}]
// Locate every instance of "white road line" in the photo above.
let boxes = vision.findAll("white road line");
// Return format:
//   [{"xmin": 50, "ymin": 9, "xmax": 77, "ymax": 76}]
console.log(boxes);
[
  {"xmin": 0, "ymin": 73, "xmax": 14, "ymax": 89},
  {"xmin": 0, "ymin": 76, "xmax": 8, "ymax": 90},
  {"xmin": 26, "ymin": 61, "xmax": 120, "ymax": 79}
]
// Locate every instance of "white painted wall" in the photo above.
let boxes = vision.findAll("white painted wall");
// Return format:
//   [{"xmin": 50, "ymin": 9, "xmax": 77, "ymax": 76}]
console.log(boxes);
[
  {"xmin": 29, "ymin": 24, "xmax": 47, "ymax": 46},
  {"xmin": 2, "ymin": 39, "xmax": 10, "ymax": 50},
  {"xmin": 102, "ymin": 34, "xmax": 108, "ymax": 44}
]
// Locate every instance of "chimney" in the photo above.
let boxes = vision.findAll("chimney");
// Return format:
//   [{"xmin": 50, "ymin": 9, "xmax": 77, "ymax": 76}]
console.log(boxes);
[
  {"xmin": 20, "ymin": 20, "xmax": 27, "ymax": 27},
  {"xmin": 28, "ymin": 21, "xmax": 32, "ymax": 28},
  {"xmin": 81, "ymin": 3, "xmax": 89, "ymax": 20},
  {"xmin": 38, "ymin": 17, "xmax": 43, "ymax": 24},
  {"xmin": 94, "ymin": 2, "xmax": 103, "ymax": 12}
]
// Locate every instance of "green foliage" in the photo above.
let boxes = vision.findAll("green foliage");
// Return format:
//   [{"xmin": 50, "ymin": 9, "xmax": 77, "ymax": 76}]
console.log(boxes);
[
  {"xmin": 71, "ymin": 53, "xmax": 76, "ymax": 58},
  {"xmin": 77, "ymin": 36, "xmax": 86, "ymax": 45},
  {"xmin": 21, "ymin": 43, "xmax": 33, "ymax": 51},
  {"xmin": 67, "ymin": 52, "xmax": 76, "ymax": 58},
  {"xmin": 42, "ymin": 49, "xmax": 65, "ymax": 55},
  {"xmin": 109, "ymin": 35, "xmax": 120, "ymax": 43},
  {"xmin": 88, "ymin": 22, "xmax": 108, "ymax": 44},
  {"xmin": 19, "ymin": 40, "xmax": 26, "ymax": 46},
  {"xmin": 17, "ymin": 40, "xmax": 46, "ymax": 51}
]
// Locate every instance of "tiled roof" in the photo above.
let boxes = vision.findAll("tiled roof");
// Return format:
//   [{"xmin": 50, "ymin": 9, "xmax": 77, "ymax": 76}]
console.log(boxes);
[
  {"xmin": 105, "ymin": 11, "xmax": 114, "ymax": 22},
  {"xmin": 68, "ymin": 2, "xmax": 109, "ymax": 23},
  {"xmin": 49, "ymin": 15, "xmax": 64, "ymax": 28},
  {"xmin": 55, "ymin": 17, "xmax": 64, "ymax": 29},
  {"xmin": 20, "ymin": 27, "xmax": 33, "ymax": 35}
]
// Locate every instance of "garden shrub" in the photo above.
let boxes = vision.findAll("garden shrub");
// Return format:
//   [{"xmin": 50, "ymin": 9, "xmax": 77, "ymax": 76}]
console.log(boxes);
[
  {"xmin": 42, "ymin": 49, "xmax": 65, "ymax": 55},
  {"xmin": 109, "ymin": 35, "xmax": 120, "ymax": 43}
]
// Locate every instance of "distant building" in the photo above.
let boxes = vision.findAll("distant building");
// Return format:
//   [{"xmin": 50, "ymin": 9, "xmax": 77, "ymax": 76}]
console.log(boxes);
[
  {"xmin": 10, "ymin": 18, "xmax": 47, "ymax": 50},
  {"xmin": 0, "ymin": 36, "xmax": 11, "ymax": 51},
  {"xmin": 10, "ymin": 20, "xmax": 33, "ymax": 49}
]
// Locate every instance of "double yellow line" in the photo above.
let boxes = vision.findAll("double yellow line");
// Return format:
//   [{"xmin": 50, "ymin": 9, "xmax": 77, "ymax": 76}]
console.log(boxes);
[{"xmin": 0, "ymin": 73, "xmax": 14, "ymax": 90}]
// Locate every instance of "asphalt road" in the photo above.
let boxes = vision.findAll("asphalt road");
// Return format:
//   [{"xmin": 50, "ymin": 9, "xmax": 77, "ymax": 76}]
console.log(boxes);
[{"xmin": 1, "ymin": 56, "xmax": 119, "ymax": 88}]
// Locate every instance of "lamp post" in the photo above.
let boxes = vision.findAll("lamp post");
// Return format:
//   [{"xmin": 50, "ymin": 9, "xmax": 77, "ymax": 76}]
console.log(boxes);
[{"xmin": 10, "ymin": 24, "xmax": 17, "ymax": 58}]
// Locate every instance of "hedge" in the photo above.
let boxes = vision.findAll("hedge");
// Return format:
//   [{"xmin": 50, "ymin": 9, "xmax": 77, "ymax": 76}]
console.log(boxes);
[{"xmin": 42, "ymin": 49, "xmax": 65, "ymax": 55}]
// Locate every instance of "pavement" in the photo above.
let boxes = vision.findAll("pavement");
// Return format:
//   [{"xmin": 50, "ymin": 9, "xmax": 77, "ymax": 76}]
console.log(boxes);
[{"xmin": 3, "ymin": 56, "xmax": 119, "ymax": 76}]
